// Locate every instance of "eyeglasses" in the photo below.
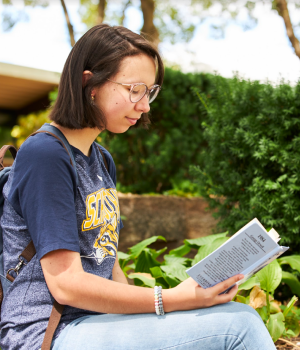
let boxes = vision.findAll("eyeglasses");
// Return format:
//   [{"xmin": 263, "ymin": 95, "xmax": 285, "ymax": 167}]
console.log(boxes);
[{"xmin": 107, "ymin": 79, "xmax": 161, "ymax": 103}]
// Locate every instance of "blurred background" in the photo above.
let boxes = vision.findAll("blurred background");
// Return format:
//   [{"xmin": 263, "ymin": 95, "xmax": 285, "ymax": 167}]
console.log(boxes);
[
  {"xmin": 1, "ymin": 0, "xmax": 300, "ymax": 247},
  {"xmin": 2, "ymin": 2, "xmax": 300, "ymax": 330}
]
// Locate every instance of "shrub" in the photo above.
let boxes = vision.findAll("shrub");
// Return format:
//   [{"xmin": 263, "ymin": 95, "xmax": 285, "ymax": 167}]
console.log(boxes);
[
  {"xmin": 97, "ymin": 67, "xmax": 213, "ymax": 194},
  {"xmin": 191, "ymin": 76, "xmax": 300, "ymax": 246}
]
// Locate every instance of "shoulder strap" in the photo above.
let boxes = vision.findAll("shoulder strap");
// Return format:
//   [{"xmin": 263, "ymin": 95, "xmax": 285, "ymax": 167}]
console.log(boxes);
[
  {"xmin": 96, "ymin": 144, "xmax": 109, "ymax": 171},
  {"xmin": 0, "ymin": 145, "xmax": 17, "ymax": 171},
  {"xmin": 31, "ymin": 123, "xmax": 79, "ymax": 187},
  {"xmin": 3, "ymin": 127, "xmax": 109, "ymax": 350}
]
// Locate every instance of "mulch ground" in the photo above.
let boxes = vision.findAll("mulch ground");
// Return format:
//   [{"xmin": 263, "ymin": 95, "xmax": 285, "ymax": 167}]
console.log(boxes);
[{"xmin": 276, "ymin": 338, "xmax": 300, "ymax": 349}]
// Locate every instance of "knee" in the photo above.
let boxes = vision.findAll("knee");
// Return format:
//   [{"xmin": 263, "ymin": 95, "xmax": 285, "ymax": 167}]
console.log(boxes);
[{"xmin": 229, "ymin": 302, "xmax": 265, "ymax": 329}]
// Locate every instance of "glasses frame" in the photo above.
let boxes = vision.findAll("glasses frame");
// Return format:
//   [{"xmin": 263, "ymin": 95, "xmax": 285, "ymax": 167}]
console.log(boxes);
[{"xmin": 107, "ymin": 79, "xmax": 161, "ymax": 104}]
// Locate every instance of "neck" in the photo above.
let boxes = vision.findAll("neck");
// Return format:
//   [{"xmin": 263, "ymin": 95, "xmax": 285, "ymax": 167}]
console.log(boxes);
[{"xmin": 51, "ymin": 122, "xmax": 101, "ymax": 157}]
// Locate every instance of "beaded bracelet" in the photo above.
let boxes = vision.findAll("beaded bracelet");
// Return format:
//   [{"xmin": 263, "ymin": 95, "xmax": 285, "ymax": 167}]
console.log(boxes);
[{"xmin": 154, "ymin": 285, "xmax": 164, "ymax": 315}]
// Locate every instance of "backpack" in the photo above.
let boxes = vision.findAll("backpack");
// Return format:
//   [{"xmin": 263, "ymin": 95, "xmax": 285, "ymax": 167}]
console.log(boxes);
[{"xmin": 0, "ymin": 123, "xmax": 108, "ymax": 350}]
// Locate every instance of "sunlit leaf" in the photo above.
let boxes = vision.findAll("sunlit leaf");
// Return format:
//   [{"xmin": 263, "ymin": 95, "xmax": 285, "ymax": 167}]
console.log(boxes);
[
  {"xmin": 192, "ymin": 237, "xmax": 229, "ymax": 265},
  {"xmin": 150, "ymin": 247, "xmax": 168, "ymax": 260},
  {"xmin": 164, "ymin": 255, "xmax": 189, "ymax": 266},
  {"xmin": 235, "ymin": 294, "xmax": 247, "ymax": 304},
  {"xmin": 168, "ymin": 244, "xmax": 191, "ymax": 257},
  {"xmin": 281, "ymin": 271, "xmax": 300, "ymax": 297},
  {"xmin": 278, "ymin": 256, "xmax": 300, "ymax": 273},
  {"xmin": 256, "ymin": 260, "xmax": 282, "ymax": 293},
  {"xmin": 161, "ymin": 263, "xmax": 189, "ymax": 282},
  {"xmin": 256, "ymin": 306, "xmax": 268, "ymax": 322},
  {"xmin": 238, "ymin": 276, "xmax": 260, "ymax": 291},
  {"xmin": 118, "ymin": 251, "xmax": 130, "ymax": 260},
  {"xmin": 129, "ymin": 236, "xmax": 166, "ymax": 258},
  {"xmin": 283, "ymin": 296, "xmax": 298, "ymax": 318},
  {"xmin": 135, "ymin": 249, "xmax": 160, "ymax": 273},
  {"xmin": 267, "ymin": 312, "xmax": 285, "ymax": 342},
  {"xmin": 128, "ymin": 273, "xmax": 156, "ymax": 288},
  {"xmin": 270, "ymin": 301, "xmax": 282, "ymax": 314},
  {"xmin": 149, "ymin": 266, "xmax": 179, "ymax": 288},
  {"xmin": 184, "ymin": 231, "xmax": 228, "ymax": 249}
]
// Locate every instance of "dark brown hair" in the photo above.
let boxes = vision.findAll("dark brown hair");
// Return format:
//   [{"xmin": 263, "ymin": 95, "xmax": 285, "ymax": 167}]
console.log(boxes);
[{"xmin": 49, "ymin": 24, "xmax": 164, "ymax": 129}]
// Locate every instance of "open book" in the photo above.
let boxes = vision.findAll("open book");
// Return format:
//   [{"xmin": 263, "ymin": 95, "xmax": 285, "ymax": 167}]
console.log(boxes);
[{"xmin": 186, "ymin": 218, "xmax": 289, "ymax": 290}]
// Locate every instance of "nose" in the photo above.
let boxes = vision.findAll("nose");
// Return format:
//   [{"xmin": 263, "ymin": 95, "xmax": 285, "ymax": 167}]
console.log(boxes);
[{"xmin": 135, "ymin": 93, "xmax": 150, "ymax": 114}]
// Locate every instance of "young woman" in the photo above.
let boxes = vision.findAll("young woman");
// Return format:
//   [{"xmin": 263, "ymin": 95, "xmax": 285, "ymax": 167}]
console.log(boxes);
[{"xmin": 0, "ymin": 24, "xmax": 275, "ymax": 350}]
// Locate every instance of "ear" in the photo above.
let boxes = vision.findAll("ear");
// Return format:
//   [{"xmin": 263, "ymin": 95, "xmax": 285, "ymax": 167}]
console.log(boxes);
[{"xmin": 82, "ymin": 70, "xmax": 93, "ymax": 87}]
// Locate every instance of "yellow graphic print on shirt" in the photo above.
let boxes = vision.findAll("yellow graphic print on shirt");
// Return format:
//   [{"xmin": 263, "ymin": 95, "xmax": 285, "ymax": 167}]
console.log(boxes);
[{"xmin": 81, "ymin": 188, "xmax": 120, "ymax": 265}]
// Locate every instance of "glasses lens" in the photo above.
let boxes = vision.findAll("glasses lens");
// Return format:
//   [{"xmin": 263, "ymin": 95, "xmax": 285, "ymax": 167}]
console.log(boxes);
[
  {"xmin": 149, "ymin": 87, "xmax": 160, "ymax": 103},
  {"xmin": 130, "ymin": 84, "xmax": 147, "ymax": 103}
]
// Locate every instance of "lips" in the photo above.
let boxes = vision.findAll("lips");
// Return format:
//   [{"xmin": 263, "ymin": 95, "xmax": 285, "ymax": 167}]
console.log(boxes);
[{"xmin": 126, "ymin": 117, "xmax": 138, "ymax": 125}]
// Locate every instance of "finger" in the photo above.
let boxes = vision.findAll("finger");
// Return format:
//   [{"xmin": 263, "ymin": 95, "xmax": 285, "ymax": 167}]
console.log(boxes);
[
  {"xmin": 216, "ymin": 284, "xmax": 239, "ymax": 304},
  {"xmin": 210, "ymin": 274, "xmax": 244, "ymax": 295}
]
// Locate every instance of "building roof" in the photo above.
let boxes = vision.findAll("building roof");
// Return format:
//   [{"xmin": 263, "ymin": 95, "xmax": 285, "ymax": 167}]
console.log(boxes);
[{"xmin": 0, "ymin": 62, "xmax": 60, "ymax": 110}]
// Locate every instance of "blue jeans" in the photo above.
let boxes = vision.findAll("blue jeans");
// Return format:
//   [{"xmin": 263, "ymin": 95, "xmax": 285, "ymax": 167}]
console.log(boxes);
[{"xmin": 52, "ymin": 302, "xmax": 276, "ymax": 350}]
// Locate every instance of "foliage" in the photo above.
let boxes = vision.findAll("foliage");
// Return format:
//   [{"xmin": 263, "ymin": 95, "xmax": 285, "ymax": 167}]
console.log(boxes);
[
  {"xmin": 191, "ymin": 75, "xmax": 300, "ymax": 246},
  {"xmin": 0, "ymin": 126, "xmax": 14, "ymax": 148},
  {"xmin": 78, "ymin": 0, "xmax": 299, "ymax": 48},
  {"xmin": 11, "ymin": 110, "xmax": 51, "ymax": 148},
  {"xmin": 119, "ymin": 234, "xmax": 300, "ymax": 343},
  {"xmin": 97, "ymin": 67, "xmax": 213, "ymax": 194},
  {"xmin": 9, "ymin": 89, "xmax": 57, "ymax": 148}
]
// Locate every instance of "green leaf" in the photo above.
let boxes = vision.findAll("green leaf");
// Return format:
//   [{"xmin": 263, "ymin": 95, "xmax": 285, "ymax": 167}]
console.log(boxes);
[
  {"xmin": 192, "ymin": 237, "xmax": 229, "ymax": 265},
  {"xmin": 256, "ymin": 260, "xmax": 282, "ymax": 293},
  {"xmin": 284, "ymin": 329, "xmax": 296, "ymax": 338},
  {"xmin": 164, "ymin": 275, "xmax": 181, "ymax": 288},
  {"xmin": 127, "ymin": 273, "xmax": 156, "ymax": 288},
  {"xmin": 150, "ymin": 266, "xmax": 164, "ymax": 279},
  {"xmin": 278, "ymin": 255, "xmax": 300, "ymax": 273},
  {"xmin": 149, "ymin": 266, "xmax": 180, "ymax": 288},
  {"xmin": 128, "ymin": 236, "xmax": 166, "ymax": 258},
  {"xmin": 184, "ymin": 232, "xmax": 228, "ymax": 249},
  {"xmin": 281, "ymin": 271, "xmax": 300, "ymax": 297},
  {"xmin": 285, "ymin": 315, "xmax": 300, "ymax": 337},
  {"xmin": 256, "ymin": 306, "xmax": 268, "ymax": 322},
  {"xmin": 238, "ymin": 276, "xmax": 260, "ymax": 291},
  {"xmin": 118, "ymin": 251, "xmax": 130, "ymax": 260},
  {"xmin": 164, "ymin": 255, "xmax": 190, "ymax": 266},
  {"xmin": 169, "ymin": 244, "xmax": 191, "ymax": 257},
  {"xmin": 150, "ymin": 247, "xmax": 168, "ymax": 260},
  {"xmin": 235, "ymin": 295, "xmax": 247, "ymax": 304},
  {"xmin": 135, "ymin": 249, "xmax": 161, "ymax": 273},
  {"xmin": 283, "ymin": 295, "xmax": 298, "ymax": 318},
  {"xmin": 161, "ymin": 263, "xmax": 189, "ymax": 282},
  {"xmin": 267, "ymin": 312, "xmax": 285, "ymax": 342}
]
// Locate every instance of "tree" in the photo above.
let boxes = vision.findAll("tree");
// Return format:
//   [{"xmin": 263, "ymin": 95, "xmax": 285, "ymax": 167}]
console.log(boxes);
[
  {"xmin": 79, "ymin": 0, "xmax": 300, "ymax": 60},
  {"xmin": 1, "ymin": 0, "xmax": 75, "ymax": 47},
  {"xmin": 274, "ymin": 0, "xmax": 300, "ymax": 59}
]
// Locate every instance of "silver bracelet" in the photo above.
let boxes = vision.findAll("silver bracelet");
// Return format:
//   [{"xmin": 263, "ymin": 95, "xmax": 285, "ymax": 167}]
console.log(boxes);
[{"xmin": 154, "ymin": 285, "xmax": 164, "ymax": 315}]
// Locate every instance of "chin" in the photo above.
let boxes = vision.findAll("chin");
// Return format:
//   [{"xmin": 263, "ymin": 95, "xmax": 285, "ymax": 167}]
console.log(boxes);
[{"xmin": 107, "ymin": 126, "xmax": 131, "ymax": 134}]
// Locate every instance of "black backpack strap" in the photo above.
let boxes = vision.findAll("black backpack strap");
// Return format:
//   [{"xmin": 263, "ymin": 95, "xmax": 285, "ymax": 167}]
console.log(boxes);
[
  {"xmin": 96, "ymin": 144, "xmax": 109, "ymax": 171},
  {"xmin": 31, "ymin": 123, "xmax": 79, "ymax": 187}
]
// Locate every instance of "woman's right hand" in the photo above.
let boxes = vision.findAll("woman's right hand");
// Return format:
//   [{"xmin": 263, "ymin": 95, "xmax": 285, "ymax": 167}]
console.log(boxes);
[{"xmin": 162, "ymin": 274, "xmax": 244, "ymax": 312}]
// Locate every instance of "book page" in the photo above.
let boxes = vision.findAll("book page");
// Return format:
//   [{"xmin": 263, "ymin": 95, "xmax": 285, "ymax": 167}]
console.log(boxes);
[{"xmin": 186, "ymin": 221, "xmax": 280, "ymax": 288}]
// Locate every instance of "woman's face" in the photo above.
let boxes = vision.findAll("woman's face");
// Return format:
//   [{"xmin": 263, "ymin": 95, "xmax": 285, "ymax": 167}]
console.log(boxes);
[{"xmin": 94, "ymin": 54, "xmax": 156, "ymax": 133}]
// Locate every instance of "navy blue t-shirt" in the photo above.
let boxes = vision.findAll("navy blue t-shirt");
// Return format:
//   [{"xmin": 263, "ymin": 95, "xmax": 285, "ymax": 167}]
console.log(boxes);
[{"xmin": 0, "ymin": 132, "xmax": 123, "ymax": 350}]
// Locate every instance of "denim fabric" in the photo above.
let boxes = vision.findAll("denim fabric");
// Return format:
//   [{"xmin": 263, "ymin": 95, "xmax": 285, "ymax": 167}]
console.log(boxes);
[{"xmin": 52, "ymin": 302, "xmax": 276, "ymax": 350}]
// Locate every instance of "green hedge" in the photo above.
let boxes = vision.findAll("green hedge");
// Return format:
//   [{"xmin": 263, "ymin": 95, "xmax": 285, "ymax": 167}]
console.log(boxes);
[
  {"xmin": 191, "ymin": 75, "xmax": 300, "ymax": 246},
  {"xmin": 98, "ymin": 67, "xmax": 213, "ymax": 194}
]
